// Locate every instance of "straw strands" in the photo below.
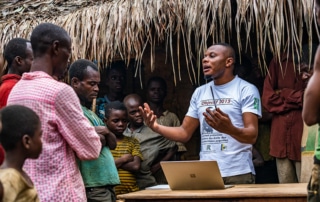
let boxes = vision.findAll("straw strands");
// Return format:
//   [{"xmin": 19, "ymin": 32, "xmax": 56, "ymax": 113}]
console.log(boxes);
[{"xmin": 0, "ymin": 0, "xmax": 318, "ymax": 85}]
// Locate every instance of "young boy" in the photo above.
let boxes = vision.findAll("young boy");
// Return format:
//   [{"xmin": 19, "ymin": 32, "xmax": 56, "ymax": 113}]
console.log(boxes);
[
  {"xmin": 104, "ymin": 101, "xmax": 143, "ymax": 195},
  {"xmin": 0, "ymin": 105, "xmax": 42, "ymax": 202}
]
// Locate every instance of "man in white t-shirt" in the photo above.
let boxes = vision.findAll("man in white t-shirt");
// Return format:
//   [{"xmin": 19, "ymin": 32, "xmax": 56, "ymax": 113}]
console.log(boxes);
[{"xmin": 140, "ymin": 43, "xmax": 261, "ymax": 184}]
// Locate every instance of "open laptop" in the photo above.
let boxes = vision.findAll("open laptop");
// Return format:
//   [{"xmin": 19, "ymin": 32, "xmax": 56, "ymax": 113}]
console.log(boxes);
[{"xmin": 158, "ymin": 160, "xmax": 234, "ymax": 190}]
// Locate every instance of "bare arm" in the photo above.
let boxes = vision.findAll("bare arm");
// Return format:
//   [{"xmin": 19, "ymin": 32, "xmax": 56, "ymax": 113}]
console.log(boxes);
[
  {"xmin": 115, "ymin": 155, "xmax": 141, "ymax": 172},
  {"xmin": 94, "ymin": 126, "xmax": 117, "ymax": 149},
  {"xmin": 114, "ymin": 153, "xmax": 133, "ymax": 168},
  {"xmin": 203, "ymin": 108, "xmax": 258, "ymax": 144},
  {"xmin": 303, "ymin": 48, "xmax": 320, "ymax": 125},
  {"xmin": 140, "ymin": 103, "xmax": 199, "ymax": 143}
]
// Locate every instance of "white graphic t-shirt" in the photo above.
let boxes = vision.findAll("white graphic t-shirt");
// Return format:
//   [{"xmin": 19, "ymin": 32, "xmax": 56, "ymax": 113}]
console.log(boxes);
[{"xmin": 186, "ymin": 76, "xmax": 261, "ymax": 177}]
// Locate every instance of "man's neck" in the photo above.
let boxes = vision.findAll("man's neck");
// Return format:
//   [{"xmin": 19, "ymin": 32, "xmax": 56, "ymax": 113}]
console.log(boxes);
[
  {"xmin": 129, "ymin": 122, "xmax": 143, "ymax": 132},
  {"xmin": 0, "ymin": 150, "xmax": 25, "ymax": 172},
  {"xmin": 213, "ymin": 74, "xmax": 235, "ymax": 85},
  {"xmin": 7, "ymin": 67, "xmax": 21, "ymax": 76},
  {"xmin": 148, "ymin": 102, "xmax": 165, "ymax": 117},
  {"xmin": 30, "ymin": 56, "xmax": 53, "ymax": 76},
  {"xmin": 106, "ymin": 92, "xmax": 122, "ymax": 102}
]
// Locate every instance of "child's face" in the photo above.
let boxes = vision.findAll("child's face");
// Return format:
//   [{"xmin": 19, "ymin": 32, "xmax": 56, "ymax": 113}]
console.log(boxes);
[
  {"xmin": 106, "ymin": 69, "xmax": 125, "ymax": 93},
  {"xmin": 105, "ymin": 109, "xmax": 128, "ymax": 136},
  {"xmin": 126, "ymin": 100, "xmax": 143, "ymax": 126},
  {"xmin": 28, "ymin": 122, "xmax": 43, "ymax": 159}
]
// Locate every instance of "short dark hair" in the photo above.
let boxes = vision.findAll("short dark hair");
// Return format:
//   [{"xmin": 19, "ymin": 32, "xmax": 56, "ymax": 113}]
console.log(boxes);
[
  {"xmin": 69, "ymin": 59, "xmax": 99, "ymax": 81},
  {"xmin": 146, "ymin": 76, "xmax": 167, "ymax": 92},
  {"xmin": 105, "ymin": 101, "xmax": 127, "ymax": 118},
  {"xmin": 106, "ymin": 61, "xmax": 126, "ymax": 78},
  {"xmin": 0, "ymin": 105, "xmax": 40, "ymax": 151},
  {"xmin": 4, "ymin": 38, "xmax": 30, "ymax": 67},
  {"xmin": 123, "ymin": 94, "xmax": 143, "ymax": 108},
  {"xmin": 213, "ymin": 43, "xmax": 236, "ymax": 60},
  {"xmin": 30, "ymin": 23, "xmax": 70, "ymax": 57}
]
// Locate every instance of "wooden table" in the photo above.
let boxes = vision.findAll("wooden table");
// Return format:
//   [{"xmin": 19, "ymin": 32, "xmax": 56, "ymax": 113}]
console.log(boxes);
[{"xmin": 117, "ymin": 183, "xmax": 307, "ymax": 202}]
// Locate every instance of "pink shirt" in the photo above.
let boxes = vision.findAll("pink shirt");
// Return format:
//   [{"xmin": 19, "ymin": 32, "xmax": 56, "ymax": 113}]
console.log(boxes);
[{"xmin": 7, "ymin": 71, "xmax": 101, "ymax": 202}]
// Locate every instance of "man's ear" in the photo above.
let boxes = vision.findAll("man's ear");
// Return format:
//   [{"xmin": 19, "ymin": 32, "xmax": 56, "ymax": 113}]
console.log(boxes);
[
  {"xmin": 52, "ymin": 40, "xmax": 60, "ymax": 56},
  {"xmin": 71, "ymin": 77, "xmax": 80, "ymax": 88},
  {"xmin": 14, "ymin": 56, "xmax": 23, "ymax": 66},
  {"xmin": 226, "ymin": 57, "xmax": 234, "ymax": 68},
  {"xmin": 22, "ymin": 134, "xmax": 31, "ymax": 149}
]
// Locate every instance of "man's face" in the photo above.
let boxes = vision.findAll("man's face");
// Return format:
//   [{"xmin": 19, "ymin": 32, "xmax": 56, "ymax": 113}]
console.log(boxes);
[
  {"xmin": 202, "ymin": 45, "xmax": 232, "ymax": 80},
  {"xmin": 126, "ymin": 99, "xmax": 143, "ymax": 127},
  {"xmin": 74, "ymin": 66, "xmax": 100, "ymax": 103},
  {"xmin": 147, "ymin": 81, "xmax": 166, "ymax": 104},
  {"xmin": 106, "ymin": 69, "xmax": 125, "ymax": 93},
  {"xmin": 19, "ymin": 42, "xmax": 33, "ymax": 74},
  {"xmin": 105, "ymin": 109, "xmax": 128, "ymax": 136}
]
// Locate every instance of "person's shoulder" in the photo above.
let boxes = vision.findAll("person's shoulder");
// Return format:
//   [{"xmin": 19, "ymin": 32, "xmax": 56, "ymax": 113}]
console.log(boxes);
[
  {"xmin": 235, "ymin": 77, "xmax": 259, "ymax": 96},
  {"xmin": 56, "ymin": 83, "xmax": 77, "ymax": 96},
  {"xmin": 125, "ymin": 135, "xmax": 140, "ymax": 144},
  {"xmin": 191, "ymin": 82, "xmax": 210, "ymax": 95},
  {"xmin": 237, "ymin": 77, "xmax": 257, "ymax": 88},
  {"xmin": 164, "ymin": 110, "xmax": 177, "ymax": 115},
  {"xmin": 0, "ymin": 168, "xmax": 21, "ymax": 180},
  {"xmin": 198, "ymin": 82, "xmax": 211, "ymax": 89},
  {"xmin": 162, "ymin": 110, "xmax": 179, "ymax": 118},
  {"xmin": 0, "ymin": 74, "xmax": 20, "ymax": 83}
]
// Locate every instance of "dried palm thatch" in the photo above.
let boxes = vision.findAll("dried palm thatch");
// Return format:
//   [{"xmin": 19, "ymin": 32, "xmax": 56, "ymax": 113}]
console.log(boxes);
[{"xmin": 0, "ymin": 0, "xmax": 318, "ymax": 85}]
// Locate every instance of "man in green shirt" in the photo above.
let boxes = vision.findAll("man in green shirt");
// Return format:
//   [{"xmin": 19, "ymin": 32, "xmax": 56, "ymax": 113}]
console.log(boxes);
[{"xmin": 69, "ymin": 59, "xmax": 120, "ymax": 202}]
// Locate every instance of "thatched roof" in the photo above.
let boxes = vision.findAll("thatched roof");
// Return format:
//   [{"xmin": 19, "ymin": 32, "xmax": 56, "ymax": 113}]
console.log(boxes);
[{"xmin": 0, "ymin": 0, "xmax": 318, "ymax": 85}]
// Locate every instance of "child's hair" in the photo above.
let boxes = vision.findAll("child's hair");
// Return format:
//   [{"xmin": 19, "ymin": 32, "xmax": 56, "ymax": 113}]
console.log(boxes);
[
  {"xmin": 146, "ymin": 76, "xmax": 167, "ymax": 92},
  {"xmin": 104, "ymin": 101, "xmax": 127, "ymax": 119},
  {"xmin": 0, "ymin": 105, "xmax": 40, "ymax": 151}
]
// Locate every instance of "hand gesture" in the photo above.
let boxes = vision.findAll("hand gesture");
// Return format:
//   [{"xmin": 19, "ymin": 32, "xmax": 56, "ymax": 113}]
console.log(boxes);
[
  {"xmin": 139, "ymin": 103, "xmax": 159, "ymax": 130},
  {"xmin": 203, "ymin": 107, "xmax": 233, "ymax": 134}
]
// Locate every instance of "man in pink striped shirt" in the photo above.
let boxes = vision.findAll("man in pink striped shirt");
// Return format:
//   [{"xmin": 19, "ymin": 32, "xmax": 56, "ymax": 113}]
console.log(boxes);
[{"xmin": 7, "ymin": 23, "xmax": 102, "ymax": 202}]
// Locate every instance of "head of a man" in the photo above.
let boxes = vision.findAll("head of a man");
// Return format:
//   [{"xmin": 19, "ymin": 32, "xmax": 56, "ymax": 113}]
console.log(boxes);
[
  {"xmin": 146, "ymin": 76, "xmax": 167, "ymax": 105},
  {"xmin": 105, "ymin": 62, "xmax": 126, "ymax": 94},
  {"xmin": 123, "ymin": 94, "xmax": 144, "ymax": 128},
  {"xmin": 104, "ymin": 101, "xmax": 128, "ymax": 136},
  {"xmin": 69, "ymin": 59, "xmax": 100, "ymax": 105},
  {"xmin": 202, "ymin": 43, "xmax": 235, "ymax": 81},
  {"xmin": 0, "ymin": 105, "xmax": 42, "ymax": 159},
  {"xmin": 4, "ymin": 38, "xmax": 33, "ymax": 75},
  {"xmin": 30, "ymin": 23, "xmax": 71, "ymax": 80}
]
